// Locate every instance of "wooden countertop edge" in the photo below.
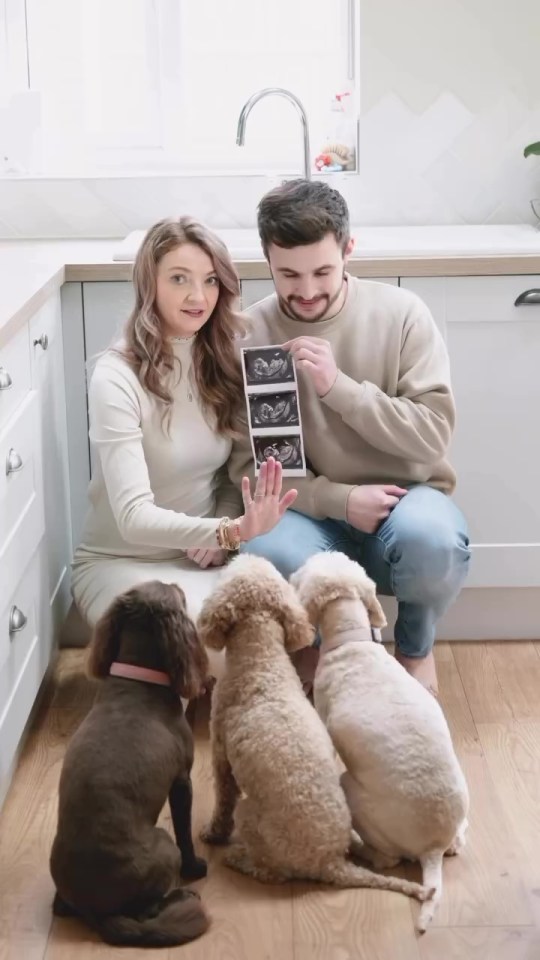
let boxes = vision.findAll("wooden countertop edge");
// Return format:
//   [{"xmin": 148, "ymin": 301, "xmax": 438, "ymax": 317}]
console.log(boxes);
[
  {"xmin": 64, "ymin": 253, "xmax": 540, "ymax": 281},
  {"xmin": 0, "ymin": 265, "xmax": 66, "ymax": 348},
  {"xmin": 3, "ymin": 252, "xmax": 540, "ymax": 348}
]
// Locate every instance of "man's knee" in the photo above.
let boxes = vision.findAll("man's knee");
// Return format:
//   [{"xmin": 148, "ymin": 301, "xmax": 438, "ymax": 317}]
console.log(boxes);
[
  {"xmin": 238, "ymin": 510, "xmax": 338, "ymax": 580},
  {"xmin": 240, "ymin": 531, "xmax": 304, "ymax": 580},
  {"xmin": 393, "ymin": 520, "xmax": 470, "ymax": 602}
]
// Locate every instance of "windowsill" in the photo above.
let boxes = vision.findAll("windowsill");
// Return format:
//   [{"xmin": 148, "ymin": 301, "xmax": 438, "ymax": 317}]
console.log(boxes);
[{"xmin": 0, "ymin": 166, "xmax": 359, "ymax": 181}]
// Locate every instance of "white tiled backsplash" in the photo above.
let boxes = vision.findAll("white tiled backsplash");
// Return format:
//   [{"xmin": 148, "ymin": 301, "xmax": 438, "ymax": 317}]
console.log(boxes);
[{"xmin": 1, "ymin": 0, "xmax": 540, "ymax": 239}]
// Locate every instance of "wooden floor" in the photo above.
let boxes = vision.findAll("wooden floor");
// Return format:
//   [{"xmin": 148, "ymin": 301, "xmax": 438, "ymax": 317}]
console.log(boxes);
[{"xmin": 1, "ymin": 642, "xmax": 540, "ymax": 960}]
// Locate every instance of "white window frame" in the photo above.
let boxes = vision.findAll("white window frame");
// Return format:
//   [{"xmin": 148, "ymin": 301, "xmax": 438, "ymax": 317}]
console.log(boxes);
[
  {"xmin": 1, "ymin": 0, "xmax": 29, "ymax": 93},
  {"xmin": 2, "ymin": 0, "xmax": 361, "ymax": 177}
]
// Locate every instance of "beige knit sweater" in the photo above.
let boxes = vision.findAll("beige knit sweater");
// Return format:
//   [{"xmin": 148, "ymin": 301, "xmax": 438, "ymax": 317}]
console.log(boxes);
[{"xmin": 228, "ymin": 276, "xmax": 456, "ymax": 521}]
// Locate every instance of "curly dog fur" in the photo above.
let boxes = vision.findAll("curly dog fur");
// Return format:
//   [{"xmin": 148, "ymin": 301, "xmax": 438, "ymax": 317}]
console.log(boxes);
[
  {"xmin": 50, "ymin": 581, "xmax": 210, "ymax": 947},
  {"xmin": 291, "ymin": 552, "xmax": 469, "ymax": 931},
  {"xmin": 196, "ymin": 554, "xmax": 432, "ymax": 902}
]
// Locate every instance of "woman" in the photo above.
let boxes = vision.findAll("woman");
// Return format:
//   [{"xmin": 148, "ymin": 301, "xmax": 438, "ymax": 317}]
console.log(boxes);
[{"xmin": 72, "ymin": 217, "xmax": 296, "ymax": 628}]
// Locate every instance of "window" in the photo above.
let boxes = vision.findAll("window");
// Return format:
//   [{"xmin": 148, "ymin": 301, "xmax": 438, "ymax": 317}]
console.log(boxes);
[{"xmin": 5, "ymin": 0, "xmax": 360, "ymax": 175}]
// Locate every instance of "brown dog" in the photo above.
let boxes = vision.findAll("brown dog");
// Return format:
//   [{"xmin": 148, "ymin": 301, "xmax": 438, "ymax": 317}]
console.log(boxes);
[{"xmin": 50, "ymin": 581, "xmax": 210, "ymax": 947}]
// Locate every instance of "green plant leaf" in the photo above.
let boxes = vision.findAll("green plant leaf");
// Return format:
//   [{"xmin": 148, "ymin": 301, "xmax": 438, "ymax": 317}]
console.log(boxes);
[{"xmin": 524, "ymin": 141, "xmax": 540, "ymax": 158}]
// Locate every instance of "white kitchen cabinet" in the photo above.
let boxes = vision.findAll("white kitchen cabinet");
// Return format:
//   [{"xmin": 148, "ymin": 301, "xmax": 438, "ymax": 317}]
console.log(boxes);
[
  {"xmin": 61, "ymin": 283, "xmax": 90, "ymax": 553},
  {"xmin": 83, "ymin": 281, "xmax": 135, "ymax": 373},
  {"xmin": 29, "ymin": 295, "xmax": 73, "ymax": 649},
  {"xmin": 0, "ymin": 293, "xmax": 72, "ymax": 807},
  {"xmin": 240, "ymin": 280, "xmax": 274, "ymax": 308},
  {"xmin": 401, "ymin": 276, "xmax": 540, "ymax": 638}
]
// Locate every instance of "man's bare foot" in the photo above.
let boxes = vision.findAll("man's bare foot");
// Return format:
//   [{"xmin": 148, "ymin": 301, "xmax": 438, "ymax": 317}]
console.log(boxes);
[{"xmin": 395, "ymin": 649, "xmax": 439, "ymax": 698}]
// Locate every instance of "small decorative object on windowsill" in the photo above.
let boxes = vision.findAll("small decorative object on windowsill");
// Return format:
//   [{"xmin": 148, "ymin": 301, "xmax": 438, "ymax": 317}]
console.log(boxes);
[{"xmin": 315, "ymin": 91, "xmax": 357, "ymax": 174}]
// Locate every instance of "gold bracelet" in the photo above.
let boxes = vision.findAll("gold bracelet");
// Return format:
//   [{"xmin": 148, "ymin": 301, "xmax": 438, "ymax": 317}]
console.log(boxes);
[
  {"xmin": 225, "ymin": 520, "xmax": 241, "ymax": 551},
  {"xmin": 216, "ymin": 516, "xmax": 229, "ymax": 549},
  {"xmin": 216, "ymin": 517, "xmax": 241, "ymax": 552}
]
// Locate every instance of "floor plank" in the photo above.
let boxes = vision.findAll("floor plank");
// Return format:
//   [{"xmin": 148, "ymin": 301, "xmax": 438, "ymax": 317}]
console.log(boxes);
[
  {"xmin": 427, "ymin": 645, "xmax": 532, "ymax": 928},
  {"xmin": 435, "ymin": 643, "xmax": 482, "ymax": 757},
  {"xmin": 488, "ymin": 643, "xmax": 540, "ymax": 721},
  {"xmin": 418, "ymin": 926, "xmax": 540, "ymax": 960},
  {"xmin": 292, "ymin": 886, "xmax": 421, "ymax": 960},
  {"xmin": 452, "ymin": 643, "xmax": 514, "ymax": 724},
  {"xmin": 476, "ymin": 720, "xmax": 540, "ymax": 927},
  {"xmin": 0, "ymin": 652, "xmax": 96, "ymax": 946}
]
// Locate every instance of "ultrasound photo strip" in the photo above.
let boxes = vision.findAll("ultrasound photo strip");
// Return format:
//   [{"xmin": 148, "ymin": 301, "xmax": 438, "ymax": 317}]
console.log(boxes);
[{"xmin": 241, "ymin": 345, "xmax": 307, "ymax": 478}]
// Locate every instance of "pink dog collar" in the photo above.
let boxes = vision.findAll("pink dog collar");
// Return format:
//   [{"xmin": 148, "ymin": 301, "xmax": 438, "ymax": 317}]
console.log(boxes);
[{"xmin": 109, "ymin": 661, "xmax": 171, "ymax": 687}]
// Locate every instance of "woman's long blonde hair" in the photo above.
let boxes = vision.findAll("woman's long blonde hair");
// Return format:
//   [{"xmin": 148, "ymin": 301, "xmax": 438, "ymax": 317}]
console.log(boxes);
[{"xmin": 119, "ymin": 217, "xmax": 244, "ymax": 436}]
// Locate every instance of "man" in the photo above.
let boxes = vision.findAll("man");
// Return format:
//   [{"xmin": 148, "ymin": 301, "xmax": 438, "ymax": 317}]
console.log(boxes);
[{"xmin": 229, "ymin": 179, "xmax": 470, "ymax": 696}]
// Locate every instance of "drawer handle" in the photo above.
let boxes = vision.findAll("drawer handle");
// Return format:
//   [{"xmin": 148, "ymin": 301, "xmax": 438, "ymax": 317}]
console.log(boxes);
[
  {"xmin": 514, "ymin": 289, "xmax": 540, "ymax": 306},
  {"xmin": 9, "ymin": 605, "xmax": 28, "ymax": 636},
  {"xmin": 6, "ymin": 448, "xmax": 23, "ymax": 475},
  {"xmin": 33, "ymin": 333, "xmax": 49, "ymax": 350},
  {"xmin": 0, "ymin": 366, "xmax": 13, "ymax": 390}
]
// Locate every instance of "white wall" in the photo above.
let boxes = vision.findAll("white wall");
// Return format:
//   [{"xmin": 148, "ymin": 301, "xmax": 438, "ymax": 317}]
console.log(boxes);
[{"xmin": 1, "ymin": 0, "xmax": 540, "ymax": 237}]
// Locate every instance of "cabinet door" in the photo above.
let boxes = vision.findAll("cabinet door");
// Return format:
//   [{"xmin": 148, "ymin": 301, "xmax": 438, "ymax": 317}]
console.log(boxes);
[
  {"xmin": 29, "ymin": 294, "xmax": 72, "ymax": 655},
  {"xmin": 82, "ymin": 282, "xmax": 135, "ymax": 476},
  {"xmin": 83, "ymin": 282, "xmax": 135, "ymax": 372},
  {"xmin": 401, "ymin": 276, "xmax": 540, "ymax": 590},
  {"xmin": 240, "ymin": 280, "xmax": 274, "ymax": 310}
]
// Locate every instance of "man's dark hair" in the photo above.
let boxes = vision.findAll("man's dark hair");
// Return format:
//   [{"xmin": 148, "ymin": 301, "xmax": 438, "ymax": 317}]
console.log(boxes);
[{"xmin": 257, "ymin": 179, "xmax": 350, "ymax": 255}]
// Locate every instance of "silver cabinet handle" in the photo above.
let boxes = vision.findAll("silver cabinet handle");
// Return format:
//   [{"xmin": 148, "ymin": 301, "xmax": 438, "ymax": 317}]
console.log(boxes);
[
  {"xmin": 33, "ymin": 333, "xmax": 49, "ymax": 350},
  {"xmin": 0, "ymin": 366, "xmax": 13, "ymax": 390},
  {"xmin": 6, "ymin": 448, "xmax": 23, "ymax": 475},
  {"xmin": 9, "ymin": 605, "xmax": 28, "ymax": 636},
  {"xmin": 514, "ymin": 289, "xmax": 540, "ymax": 306}
]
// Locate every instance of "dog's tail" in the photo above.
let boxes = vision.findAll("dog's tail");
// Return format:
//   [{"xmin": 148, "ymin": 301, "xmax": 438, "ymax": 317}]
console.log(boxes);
[
  {"xmin": 317, "ymin": 859, "xmax": 434, "ymax": 903},
  {"xmin": 417, "ymin": 852, "xmax": 444, "ymax": 932},
  {"xmin": 95, "ymin": 889, "xmax": 209, "ymax": 947}
]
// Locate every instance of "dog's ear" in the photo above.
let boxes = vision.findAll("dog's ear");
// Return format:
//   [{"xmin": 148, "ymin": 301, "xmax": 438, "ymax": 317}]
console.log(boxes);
[
  {"xmin": 279, "ymin": 582, "xmax": 315, "ymax": 653},
  {"xmin": 87, "ymin": 593, "xmax": 128, "ymax": 679},
  {"xmin": 363, "ymin": 579, "xmax": 387, "ymax": 629},
  {"xmin": 197, "ymin": 585, "xmax": 237, "ymax": 651},
  {"xmin": 161, "ymin": 604, "xmax": 209, "ymax": 700}
]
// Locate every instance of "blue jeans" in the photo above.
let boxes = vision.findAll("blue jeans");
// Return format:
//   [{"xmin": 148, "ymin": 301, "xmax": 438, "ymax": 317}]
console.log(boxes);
[{"xmin": 241, "ymin": 485, "xmax": 470, "ymax": 658}]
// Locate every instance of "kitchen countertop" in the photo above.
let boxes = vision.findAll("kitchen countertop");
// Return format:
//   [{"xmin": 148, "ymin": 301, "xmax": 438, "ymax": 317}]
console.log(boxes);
[{"xmin": 2, "ymin": 225, "xmax": 540, "ymax": 346}]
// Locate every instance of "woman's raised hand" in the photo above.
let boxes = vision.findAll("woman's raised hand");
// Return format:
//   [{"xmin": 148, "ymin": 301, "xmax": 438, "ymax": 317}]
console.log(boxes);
[{"xmin": 237, "ymin": 457, "xmax": 297, "ymax": 542}]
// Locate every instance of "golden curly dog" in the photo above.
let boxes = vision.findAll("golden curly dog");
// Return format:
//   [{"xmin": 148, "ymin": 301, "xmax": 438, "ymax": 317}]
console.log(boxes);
[
  {"xmin": 291, "ymin": 552, "xmax": 469, "ymax": 932},
  {"xmin": 196, "ymin": 554, "xmax": 433, "ymax": 902}
]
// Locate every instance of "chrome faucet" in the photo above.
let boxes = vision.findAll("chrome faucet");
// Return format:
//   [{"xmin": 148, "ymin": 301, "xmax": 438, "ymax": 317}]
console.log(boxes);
[{"xmin": 236, "ymin": 87, "xmax": 311, "ymax": 180}]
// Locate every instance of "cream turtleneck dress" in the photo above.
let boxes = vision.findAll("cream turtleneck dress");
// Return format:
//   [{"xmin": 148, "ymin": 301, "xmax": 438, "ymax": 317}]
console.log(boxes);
[{"xmin": 72, "ymin": 337, "xmax": 242, "ymax": 625}]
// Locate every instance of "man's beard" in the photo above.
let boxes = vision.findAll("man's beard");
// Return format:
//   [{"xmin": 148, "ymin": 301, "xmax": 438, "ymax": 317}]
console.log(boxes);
[{"xmin": 279, "ymin": 274, "xmax": 346, "ymax": 323}]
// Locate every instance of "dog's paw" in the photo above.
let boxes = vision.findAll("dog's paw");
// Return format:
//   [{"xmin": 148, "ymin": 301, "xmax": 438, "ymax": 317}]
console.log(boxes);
[
  {"xmin": 200, "ymin": 824, "xmax": 230, "ymax": 846},
  {"xmin": 181, "ymin": 856, "xmax": 208, "ymax": 880}
]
